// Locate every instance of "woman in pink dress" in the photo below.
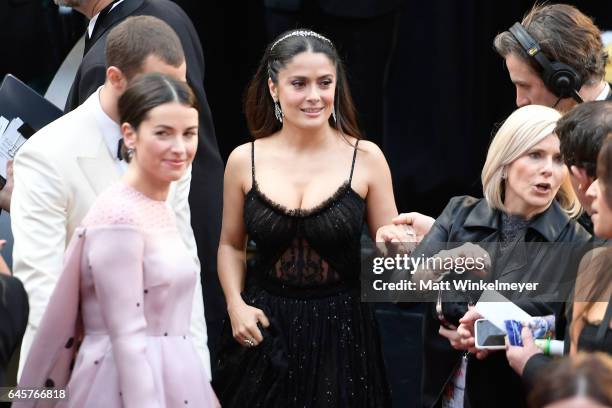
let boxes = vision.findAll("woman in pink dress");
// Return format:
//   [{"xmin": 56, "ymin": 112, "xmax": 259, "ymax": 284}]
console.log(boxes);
[{"xmin": 15, "ymin": 73, "xmax": 219, "ymax": 407}]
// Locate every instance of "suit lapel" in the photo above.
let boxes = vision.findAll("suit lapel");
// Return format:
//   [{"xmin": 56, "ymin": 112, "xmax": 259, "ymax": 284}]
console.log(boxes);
[
  {"xmin": 74, "ymin": 96, "xmax": 120, "ymax": 195},
  {"xmin": 86, "ymin": 0, "xmax": 146, "ymax": 55},
  {"xmin": 77, "ymin": 139, "xmax": 119, "ymax": 195}
]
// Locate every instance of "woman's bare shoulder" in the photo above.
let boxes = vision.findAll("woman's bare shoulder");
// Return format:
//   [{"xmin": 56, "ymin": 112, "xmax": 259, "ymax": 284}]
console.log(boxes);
[
  {"xmin": 353, "ymin": 139, "xmax": 386, "ymax": 166},
  {"xmin": 227, "ymin": 142, "xmax": 257, "ymax": 177},
  {"xmin": 227, "ymin": 142, "xmax": 252, "ymax": 163}
]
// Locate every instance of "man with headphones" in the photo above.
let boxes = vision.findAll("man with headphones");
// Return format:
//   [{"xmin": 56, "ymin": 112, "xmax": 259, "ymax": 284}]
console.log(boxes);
[{"xmin": 494, "ymin": 3, "xmax": 610, "ymax": 113}]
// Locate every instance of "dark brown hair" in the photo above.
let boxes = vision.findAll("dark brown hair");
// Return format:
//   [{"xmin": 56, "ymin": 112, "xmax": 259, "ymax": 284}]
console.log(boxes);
[
  {"xmin": 529, "ymin": 353, "xmax": 612, "ymax": 408},
  {"xmin": 105, "ymin": 16, "xmax": 184, "ymax": 80},
  {"xmin": 597, "ymin": 133, "xmax": 612, "ymax": 204},
  {"xmin": 244, "ymin": 29, "xmax": 362, "ymax": 140},
  {"xmin": 556, "ymin": 101, "xmax": 612, "ymax": 178},
  {"xmin": 118, "ymin": 73, "xmax": 198, "ymax": 161},
  {"xmin": 493, "ymin": 4, "xmax": 607, "ymax": 85}
]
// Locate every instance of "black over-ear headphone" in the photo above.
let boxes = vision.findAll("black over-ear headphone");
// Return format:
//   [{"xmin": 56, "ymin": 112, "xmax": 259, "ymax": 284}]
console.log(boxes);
[{"xmin": 508, "ymin": 22, "xmax": 583, "ymax": 103}]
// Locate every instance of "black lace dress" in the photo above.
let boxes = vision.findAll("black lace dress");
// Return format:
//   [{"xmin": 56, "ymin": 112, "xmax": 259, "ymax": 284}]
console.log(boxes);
[{"xmin": 213, "ymin": 141, "xmax": 391, "ymax": 408}]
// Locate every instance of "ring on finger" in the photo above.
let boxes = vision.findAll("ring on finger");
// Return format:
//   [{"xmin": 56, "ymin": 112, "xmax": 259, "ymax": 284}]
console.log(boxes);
[{"xmin": 244, "ymin": 338, "xmax": 255, "ymax": 347}]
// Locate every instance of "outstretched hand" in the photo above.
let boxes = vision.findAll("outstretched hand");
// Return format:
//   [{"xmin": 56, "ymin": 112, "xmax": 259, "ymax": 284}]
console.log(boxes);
[
  {"xmin": 376, "ymin": 224, "xmax": 417, "ymax": 243},
  {"xmin": 505, "ymin": 326, "xmax": 542, "ymax": 375},
  {"xmin": 392, "ymin": 212, "xmax": 435, "ymax": 240},
  {"xmin": 457, "ymin": 307, "xmax": 490, "ymax": 359},
  {"xmin": 376, "ymin": 211, "xmax": 433, "ymax": 255}
]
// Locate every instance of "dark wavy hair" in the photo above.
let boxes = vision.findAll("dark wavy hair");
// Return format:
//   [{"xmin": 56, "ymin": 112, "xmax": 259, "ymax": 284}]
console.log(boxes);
[
  {"xmin": 493, "ymin": 3, "xmax": 607, "ymax": 85},
  {"xmin": 244, "ymin": 29, "xmax": 362, "ymax": 140},
  {"xmin": 118, "ymin": 73, "xmax": 198, "ymax": 161},
  {"xmin": 556, "ymin": 101, "xmax": 612, "ymax": 178},
  {"xmin": 597, "ymin": 133, "xmax": 612, "ymax": 204}
]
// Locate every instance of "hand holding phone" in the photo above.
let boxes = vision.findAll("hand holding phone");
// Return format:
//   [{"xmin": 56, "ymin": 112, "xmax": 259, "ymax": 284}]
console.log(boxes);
[{"xmin": 474, "ymin": 319, "xmax": 506, "ymax": 350}]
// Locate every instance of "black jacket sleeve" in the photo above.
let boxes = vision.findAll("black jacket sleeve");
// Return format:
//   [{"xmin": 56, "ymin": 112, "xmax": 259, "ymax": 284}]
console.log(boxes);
[
  {"xmin": 522, "ymin": 353, "xmax": 552, "ymax": 391},
  {"xmin": 0, "ymin": 275, "xmax": 29, "ymax": 369},
  {"xmin": 65, "ymin": 60, "xmax": 106, "ymax": 112}
]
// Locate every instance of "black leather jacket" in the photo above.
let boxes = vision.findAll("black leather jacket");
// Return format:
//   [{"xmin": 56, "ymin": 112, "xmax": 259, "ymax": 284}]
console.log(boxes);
[{"xmin": 418, "ymin": 196, "xmax": 592, "ymax": 408}]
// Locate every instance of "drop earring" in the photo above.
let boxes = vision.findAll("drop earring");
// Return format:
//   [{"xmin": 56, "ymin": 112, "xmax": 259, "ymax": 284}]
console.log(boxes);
[
  {"xmin": 274, "ymin": 100, "xmax": 283, "ymax": 123},
  {"xmin": 332, "ymin": 106, "xmax": 337, "ymax": 123}
]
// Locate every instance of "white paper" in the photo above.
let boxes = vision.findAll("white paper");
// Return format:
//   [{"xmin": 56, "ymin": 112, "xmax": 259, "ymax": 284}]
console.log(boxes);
[
  {"xmin": 475, "ymin": 289, "xmax": 532, "ymax": 331},
  {"xmin": 0, "ymin": 116, "xmax": 9, "ymax": 136},
  {"xmin": 0, "ymin": 117, "xmax": 26, "ymax": 179}
]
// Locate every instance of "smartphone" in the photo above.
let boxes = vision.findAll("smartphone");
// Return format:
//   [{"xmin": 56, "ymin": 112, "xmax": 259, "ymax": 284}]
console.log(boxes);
[{"xmin": 474, "ymin": 319, "xmax": 506, "ymax": 350}]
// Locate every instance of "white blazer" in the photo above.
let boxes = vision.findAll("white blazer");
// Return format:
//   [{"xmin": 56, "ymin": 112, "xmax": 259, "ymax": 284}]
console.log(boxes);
[{"xmin": 11, "ymin": 91, "xmax": 210, "ymax": 379}]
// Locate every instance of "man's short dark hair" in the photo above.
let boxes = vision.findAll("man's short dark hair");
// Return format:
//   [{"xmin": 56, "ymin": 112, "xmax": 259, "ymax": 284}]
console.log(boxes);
[
  {"xmin": 555, "ymin": 101, "xmax": 612, "ymax": 178},
  {"xmin": 105, "ymin": 15, "xmax": 185, "ymax": 80},
  {"xmin": 493, "ymin": 4, "xmax": 607, "ymax": 85}
]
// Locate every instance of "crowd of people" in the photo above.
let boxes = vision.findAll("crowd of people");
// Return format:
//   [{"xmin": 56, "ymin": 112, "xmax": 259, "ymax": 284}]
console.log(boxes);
[{"xmin": 0, "ymin": 1, "xmax": 611, "ymax": 407}]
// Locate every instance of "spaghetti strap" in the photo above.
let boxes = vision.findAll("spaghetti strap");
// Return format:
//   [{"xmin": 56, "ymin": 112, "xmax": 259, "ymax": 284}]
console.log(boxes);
[
  {"xmin": 348, "ymin": 139, "xmax": 359, "ymax": 185},
  {"xmin": 251, "ymin": 141, "xmax": 256, "ymax": 184}
]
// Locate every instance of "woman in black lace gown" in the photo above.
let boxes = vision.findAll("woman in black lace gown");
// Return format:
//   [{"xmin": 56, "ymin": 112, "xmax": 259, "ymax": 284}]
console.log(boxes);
[{"xmin": 212, "ymin": 29, "xmax": 398, "ymax": 407}]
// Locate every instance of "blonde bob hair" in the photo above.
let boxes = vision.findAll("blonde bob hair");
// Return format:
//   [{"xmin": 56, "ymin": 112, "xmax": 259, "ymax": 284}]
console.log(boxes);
[{"xmin": 481, "ymin": 105, "xmax": 581, "ymax": 218}]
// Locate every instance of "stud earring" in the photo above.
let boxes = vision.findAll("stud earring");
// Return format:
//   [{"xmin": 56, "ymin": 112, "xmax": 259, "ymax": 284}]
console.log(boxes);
[{"xmin": 274, "ymin": 100, "xmax": 283, "ymax": 123}]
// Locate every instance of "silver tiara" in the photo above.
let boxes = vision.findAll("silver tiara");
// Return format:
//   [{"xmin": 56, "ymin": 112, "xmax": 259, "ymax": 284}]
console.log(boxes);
[{"xmin": 270, "ymin": 30, "xmax": 333, "ymax": 51}]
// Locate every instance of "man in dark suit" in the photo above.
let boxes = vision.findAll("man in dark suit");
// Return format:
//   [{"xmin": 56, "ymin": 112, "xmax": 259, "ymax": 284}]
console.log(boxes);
[{"xmin": 57, "ymin": 0, "xmax": 225, "ymax": 361}]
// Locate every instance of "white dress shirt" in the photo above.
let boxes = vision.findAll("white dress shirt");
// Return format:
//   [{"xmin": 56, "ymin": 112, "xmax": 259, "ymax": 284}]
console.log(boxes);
[
  {"xmin": 595, "ymin": 82, "xmax": 611, "ymax": 101},
  {"xmin": 92, "ymin": 86, "xmax": 128, "ymax": 173}
]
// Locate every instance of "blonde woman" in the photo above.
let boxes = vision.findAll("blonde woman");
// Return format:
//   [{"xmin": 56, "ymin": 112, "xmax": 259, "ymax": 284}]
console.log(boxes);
[{"xmin": 413, "ymin": 105, "xmax": 591, "ymax": 408}]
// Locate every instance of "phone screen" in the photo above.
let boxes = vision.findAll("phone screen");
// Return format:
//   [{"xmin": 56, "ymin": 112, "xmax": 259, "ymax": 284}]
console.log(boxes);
[{"xmin": 476, "ymin": 319, "xmax": 506, "ymax": 347}]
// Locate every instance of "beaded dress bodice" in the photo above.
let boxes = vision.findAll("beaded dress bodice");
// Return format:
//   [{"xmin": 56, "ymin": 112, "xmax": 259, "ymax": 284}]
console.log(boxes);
[{"xmin": 243, "ymin": 141, "xmax": 365, "ymax": 295}]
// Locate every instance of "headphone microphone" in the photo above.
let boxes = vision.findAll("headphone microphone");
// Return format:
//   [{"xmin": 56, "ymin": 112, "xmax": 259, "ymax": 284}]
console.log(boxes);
[{"xmin": 508, "ymin": 22, "xmax": 583, "ymax": 104}]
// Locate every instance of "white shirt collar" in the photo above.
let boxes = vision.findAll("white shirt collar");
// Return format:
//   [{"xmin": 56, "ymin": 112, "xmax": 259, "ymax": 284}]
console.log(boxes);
[
  {"xmin": 595, "ymin": 82, "xmax": 611, "ymax": 101},
  {"xmin": 87, "ymin": 0, "xmax": 125, "ymax": 38},
  {"xmin": 90, "ymin": 86, "xmax": 123, "ymax": 162}
]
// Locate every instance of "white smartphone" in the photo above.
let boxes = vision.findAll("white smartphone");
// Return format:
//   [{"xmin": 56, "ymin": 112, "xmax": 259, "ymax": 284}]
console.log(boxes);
[{"xmin": 474, "ymin": 318, "xmax": 506, "ymax": 350}]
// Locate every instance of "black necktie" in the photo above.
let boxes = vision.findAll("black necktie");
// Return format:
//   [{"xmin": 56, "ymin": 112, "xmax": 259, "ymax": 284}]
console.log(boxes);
[
  {"xmin": 84, "ymin": 0, "xmax": 120, "ymax": 54},
  {"xmin": 117, "ymin": 139, "xmax": 124, "ymax": 161}
]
